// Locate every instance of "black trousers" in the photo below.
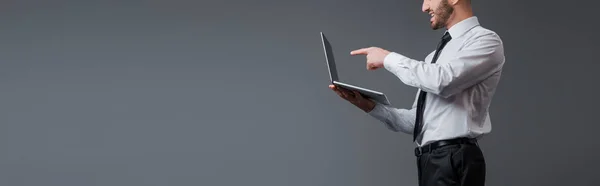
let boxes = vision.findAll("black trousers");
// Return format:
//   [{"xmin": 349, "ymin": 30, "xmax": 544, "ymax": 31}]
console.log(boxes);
[{"xmin": 415, "ymin": 139, "xmax": 486, "ymax": 186}]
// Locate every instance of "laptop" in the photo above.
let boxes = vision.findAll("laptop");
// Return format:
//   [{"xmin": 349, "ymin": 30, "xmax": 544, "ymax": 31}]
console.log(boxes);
[{"xmin": 320, "ymin": 32, "xmax": 391, "ymax": 105}]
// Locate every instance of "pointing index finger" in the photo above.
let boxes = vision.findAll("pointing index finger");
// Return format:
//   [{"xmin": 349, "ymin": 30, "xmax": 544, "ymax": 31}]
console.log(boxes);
[{"xmin": 350, "ymin": 47, "xmax": 370, "ymax": 55}]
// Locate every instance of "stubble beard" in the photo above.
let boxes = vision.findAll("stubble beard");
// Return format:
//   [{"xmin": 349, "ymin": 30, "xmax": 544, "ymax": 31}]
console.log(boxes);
[{"xmin": 431, "ymin": 0, "xmax": 454, "ymax": 30}]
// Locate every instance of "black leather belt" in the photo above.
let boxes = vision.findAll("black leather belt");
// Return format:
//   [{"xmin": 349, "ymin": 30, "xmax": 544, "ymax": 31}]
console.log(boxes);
[{"xmin": 414, "ymin": 137, "xmax": 477, "ymax": 156}]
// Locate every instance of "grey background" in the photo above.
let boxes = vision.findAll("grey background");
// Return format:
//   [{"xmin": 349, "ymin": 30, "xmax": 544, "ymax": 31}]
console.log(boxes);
[{"xmin": 0, "ymin": 0, "xmax": 598, "ymax": 186}]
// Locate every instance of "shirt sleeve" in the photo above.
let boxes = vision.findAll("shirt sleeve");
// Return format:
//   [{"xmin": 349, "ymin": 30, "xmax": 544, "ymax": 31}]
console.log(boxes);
[
  {"xmin": 367, "ymin": 101, "xmax": 416, "ymax": 134},
  {"xmin": 382, "ymin": 33, "xmax": 505, "ymax": 98}
]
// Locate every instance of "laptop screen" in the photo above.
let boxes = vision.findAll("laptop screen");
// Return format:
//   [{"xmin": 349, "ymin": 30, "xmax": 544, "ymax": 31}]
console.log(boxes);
[{"xmin": 321, "ymin": 32, "xmax": 339, "ymax": 82}]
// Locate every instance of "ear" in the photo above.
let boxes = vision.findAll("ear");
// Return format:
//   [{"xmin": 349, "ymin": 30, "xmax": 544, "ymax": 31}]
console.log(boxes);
[{"xmin": 448, "ymin": 0, "xmax": 460, "ymax": 5}]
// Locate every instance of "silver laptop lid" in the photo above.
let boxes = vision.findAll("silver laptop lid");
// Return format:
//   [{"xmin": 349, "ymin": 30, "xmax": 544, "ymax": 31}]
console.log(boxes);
[{"xmin": 320, "ymin": 32, "xmax": 339, "ymax": 82}]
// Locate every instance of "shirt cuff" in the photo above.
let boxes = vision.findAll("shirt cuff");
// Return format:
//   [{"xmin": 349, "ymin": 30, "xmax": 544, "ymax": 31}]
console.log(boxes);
[
  {"xmin": 383, "ymin": 52, "xmax": 418, "ymax": 88},
  {"xmin": 368, "ymin": 101, "xmax": 403, "ymax": 132},
  {"xmin": 383, "ymin": 52, "xmax": 411, "ymax": 71},
  {"xmin": 367, "ymin": 102, "xmax": 388, "ymax": 121}
]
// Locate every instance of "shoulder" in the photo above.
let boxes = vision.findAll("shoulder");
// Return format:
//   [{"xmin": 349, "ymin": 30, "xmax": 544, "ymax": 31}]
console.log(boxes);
[
  {"xmin": 464, "ymin": 26, "xmax": 503, "ymax": 46},
  {"xmin": 460, "ymin": 26, "xmax": 505, "ymax": 62}
]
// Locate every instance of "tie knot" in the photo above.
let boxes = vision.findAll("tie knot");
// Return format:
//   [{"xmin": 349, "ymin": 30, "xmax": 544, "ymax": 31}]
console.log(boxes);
[{"xmin": 441, "ymin": 32, "xmax": 452, "ymax": 43}]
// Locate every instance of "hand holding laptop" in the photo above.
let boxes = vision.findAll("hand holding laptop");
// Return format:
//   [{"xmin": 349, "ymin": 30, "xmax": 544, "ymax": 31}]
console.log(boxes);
[
  {"xmin": 329, "ymin": 46, "xmax": 391, "ymax": 112},
  {"xmin": 329, "ymin": 84, "xmax": 376, "ymax": 112},
  {"xmin": 350, "ymin": 47, "xmax": 391, "ymax": 70},
  {"xmin": 321, "ymin": 32, "xmax": 392, "ymax": 106}
]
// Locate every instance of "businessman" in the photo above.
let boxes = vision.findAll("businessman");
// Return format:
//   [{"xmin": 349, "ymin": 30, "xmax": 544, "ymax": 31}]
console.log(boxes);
[{"xmin": 329, "ymin": 0, "xmax": 505, "ymax": 185}]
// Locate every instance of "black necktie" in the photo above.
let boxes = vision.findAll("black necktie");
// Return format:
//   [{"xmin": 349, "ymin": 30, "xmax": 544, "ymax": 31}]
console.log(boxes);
[{"xmin": 413, "ymin": 32, "xmax": 452, "ymax": 142}]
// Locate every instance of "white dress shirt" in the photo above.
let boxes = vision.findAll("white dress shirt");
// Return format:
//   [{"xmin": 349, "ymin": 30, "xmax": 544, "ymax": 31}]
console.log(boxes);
[{"xmin": 368, "ymin": 16, "xmax": 505, "ymax": 146}]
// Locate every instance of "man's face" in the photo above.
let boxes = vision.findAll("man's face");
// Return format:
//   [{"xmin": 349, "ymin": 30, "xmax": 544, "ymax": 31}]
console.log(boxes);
[{"xmin": 422, "ymin": 0, "xmax": 454, "ymax": 30}]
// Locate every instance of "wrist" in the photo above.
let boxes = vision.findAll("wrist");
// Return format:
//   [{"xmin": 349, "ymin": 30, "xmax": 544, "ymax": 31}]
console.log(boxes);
[{"xmin": 361, "ymin": 99, "xmax": 376, "ymax": 112}]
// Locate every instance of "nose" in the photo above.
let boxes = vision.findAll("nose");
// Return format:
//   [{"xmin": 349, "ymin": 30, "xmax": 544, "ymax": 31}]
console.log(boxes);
[{"xmin": 422, "ymin": 0, "xmax": 429, "ymax": 13}]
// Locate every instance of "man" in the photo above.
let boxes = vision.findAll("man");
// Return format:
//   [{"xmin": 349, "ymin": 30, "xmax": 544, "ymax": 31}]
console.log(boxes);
[{"xmin": 329, "ymin": 0, "xmax": 505, "ymax": 185}]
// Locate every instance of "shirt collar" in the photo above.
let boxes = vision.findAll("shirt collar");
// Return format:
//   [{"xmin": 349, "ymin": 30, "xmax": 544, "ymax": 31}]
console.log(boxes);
[{"xmin": 447, "ymin": 16, "xmax": 480, "ymax": 38}]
